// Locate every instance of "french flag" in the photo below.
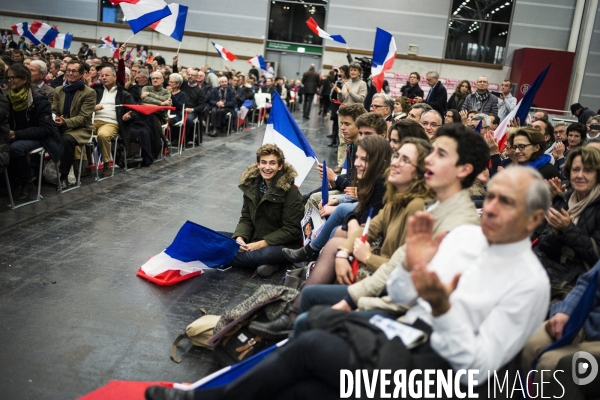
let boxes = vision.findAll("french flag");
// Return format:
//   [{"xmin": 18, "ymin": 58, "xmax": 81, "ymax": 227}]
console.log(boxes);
[
  {"xmin": 306, "ymin": 17, "xmax": 346, "ymax": 45},
  {"xmin": 212, "ymin": 42, "xmax": 237, "ymax": 62},
  {"xmin": 98, "ymin": 35, "xmax": 117, "ymax": 49},
  {"xmin": 494, "ymin": 64, "xmax": 551, "ymax": 153},
  {"xmin": 137, "ymin": 221, "xmax": 239, "ymax": 285},
  {"xmin": 248, "ymin": 55, "xmax": 267, "ymax": 72},
  {"xmin": 29, "ymin": 21, "xmax": 59, "ymax": 46},
  {"xmin": 110, "ymin": 0, "xmax": 172, "ymax": 34},
  {"xmin": 321, "ymin": 160, "xmax": 329, "ymax": 206},
  {"xmin": 11, "ymin": 22, "xmax": 40, "ymax": 46},
  {"xmin": 263, "ymin": 92, "xmax": 317, "ymax": 187},
  {"xmin": 371, "ymin": 28, "xmax": 397, "ymax": 93},
  {"xmin": 150, "ymin": 3, "xmax": 188, "ymax": 41},
  {"xmin": 48, "ymin": 33, "xmax": 73, "ymax": 50}
]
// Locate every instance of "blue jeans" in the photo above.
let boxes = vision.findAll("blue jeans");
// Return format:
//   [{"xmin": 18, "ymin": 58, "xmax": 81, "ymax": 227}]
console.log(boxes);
[
  {"xmin": 219, "ymin": 231, "xmax": 290, "ymax": 269},
  {"xmin": 310, "ymin": 202, "xmax": 357, "ymax": 251},
  {"xmin": 294, "ymin": 284, "xmax": 394, "ymax": 336}
]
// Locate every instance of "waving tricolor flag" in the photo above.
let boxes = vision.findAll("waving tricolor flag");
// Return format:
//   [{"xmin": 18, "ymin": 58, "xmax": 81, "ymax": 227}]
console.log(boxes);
[
  {"xmin": 306, "ymin": 17, "xmax": 346, "ymax": 45},
  {"xmin": 137, "ymin": 221, "xmax": 239, "ymax": 285},
  {"xmin": 212, "ymin": 42, "xmax": 237, "ymax": 62},
  {"xmin": 98, "ymin": 35, "xmax": 119, "ymax": 57},
  {"xmin": 48, "ymin": 33, "xmax": 73, "ymax": 50},
  {"xmin": 248, "ymin": 55, "xmax": 267, "ymax": 72},
  {"xmin": 493, "ymin": 64, "xmax": 551, "ymax": 152},
  {"xmin": 110, "ymin": 0, "xmax": 172, "ymax": 34},
  {"xmin": 263, "ymin": 92, "xmax": 317, "ymax": 187},
  {"xmin": 29, "ymin": 21, "xmax": 59, "ymax": 46},
  {"xmin": 150, "ymin": 3, "xmax": 188, "ymax": 41},
  {"xmin": 11, "ymin": 22, "xmax": 38, "ymax": 45},
  {"xmin": 371, "ymin": 28, "xmax": 397, "ymax": 93}
]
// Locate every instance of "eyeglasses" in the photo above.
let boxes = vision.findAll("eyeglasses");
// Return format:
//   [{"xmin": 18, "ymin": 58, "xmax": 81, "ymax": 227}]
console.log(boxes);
[
  {"xmin": 510, "ymin": 144, "xmax": 533, "ymax": 151},
  {"xmin": 6, "ymin": 76, "xmax": 20, "ymax": 81},
  {"xmin": 421, "ymin": 122, "xmax": 440, "ymax": 128},
  {"xmin": 151, "ymin": 77, "xmax": 162, "ymax": 80},
  {"xmin": 370, "ymin": 104, "xmax": 388, "ymax": 109},
  {"xmin": 66, "ymin": 69, "xmax": 81, "ymax": 74},
  {"xmin": 392, "ymin": 153, "xmax": 417, "ymax": 167}
]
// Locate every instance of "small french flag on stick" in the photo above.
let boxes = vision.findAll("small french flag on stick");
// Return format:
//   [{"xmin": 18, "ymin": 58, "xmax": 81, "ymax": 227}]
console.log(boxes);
[
  {"xmin": 371, "ymin": 28, "xmax": 397, "ymax": 93},
  {"xmin": 137, "ymin": 221, "xmax": 239, "ymax": 285},
  {"xmin": 150, "ymin": 3, "xmax": 188, "ymax": 41},
  {"xmin": 212, "ymin": 42, "xmax": 237, "ymax": 62},
  {"xmin": 306, "ymin": 17, "xmax": 346, "ymax": 45}
]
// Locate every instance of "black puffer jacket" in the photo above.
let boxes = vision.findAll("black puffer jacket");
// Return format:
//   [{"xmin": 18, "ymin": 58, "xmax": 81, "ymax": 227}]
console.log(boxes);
[
  {"xmin": 535, "ymin": 189, "xmax": 600, "ymax": 285},
  {"xmin": 0, "ymin": 92, "xmax": 9, "ymax": 171}
]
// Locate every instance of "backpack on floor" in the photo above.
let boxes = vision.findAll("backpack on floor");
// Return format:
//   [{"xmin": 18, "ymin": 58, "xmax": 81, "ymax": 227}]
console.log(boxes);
[{"xmin": 170, "ymin": 308, "xmax": 221, "ymax": 363}]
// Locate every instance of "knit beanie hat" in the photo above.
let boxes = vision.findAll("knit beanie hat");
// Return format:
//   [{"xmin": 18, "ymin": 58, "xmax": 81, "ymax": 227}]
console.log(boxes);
[{"xmin": 570, "ymin": 103, "xmax": 583, "ymax": 115}]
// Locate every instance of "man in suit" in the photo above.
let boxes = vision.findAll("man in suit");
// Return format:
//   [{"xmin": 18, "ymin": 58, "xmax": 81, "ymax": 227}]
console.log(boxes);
[
  {"xmin": 52, "ymin": 60, "xmax": 96, "ymax": 189},
  {"xmin": 28, "ymin": 60, "xmax": 54, "ymax": 101},
  {"xmin": 301, "ymin": 64, "xmax": 320, "ymax": 119},
  {"xmin": 415, "ymin": 70, "xmax": 447, "ymax": 117},
  {"xmin": 208, "ymin": 76, "xmax": 236, "ymax": 137}
]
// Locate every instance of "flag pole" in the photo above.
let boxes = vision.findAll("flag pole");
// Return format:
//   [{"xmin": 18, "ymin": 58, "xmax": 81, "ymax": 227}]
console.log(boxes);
[
  {"xmin": 176, "ymin": 41, "xmax": 182, "ymax": 56},
  {"xmin": 122, "ymin": 33, "xmax": 135, "ymax": 47}
]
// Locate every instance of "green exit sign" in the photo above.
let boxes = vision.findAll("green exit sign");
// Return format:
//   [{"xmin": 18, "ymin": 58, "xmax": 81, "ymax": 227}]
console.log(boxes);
[{"xmin": 266, "ymin": 41, "xmax": 323, "ymax": 54}]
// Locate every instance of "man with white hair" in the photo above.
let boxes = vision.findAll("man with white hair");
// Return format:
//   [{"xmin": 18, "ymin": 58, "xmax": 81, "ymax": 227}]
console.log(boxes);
[
  {"xmin": 28, "ymin": 60, "xmax": 54, "ymax": 100},
  {"xmin": 420, "ymin": 109, "xmax": 443, "ymax": 140},
  {"xmin": 208, "ymin": 76, "xmax": 236, "ymax": 136},
  {"xmin": 370, "ymin": 93, "xmax": 394, "ymax": 124},
  {"xmin": 415, "ymin": 70, "xmax": 447, "ymax": 116},
  {"xmin": 468, "ymin": 113, "xmax": 491, "ymax": 135}
]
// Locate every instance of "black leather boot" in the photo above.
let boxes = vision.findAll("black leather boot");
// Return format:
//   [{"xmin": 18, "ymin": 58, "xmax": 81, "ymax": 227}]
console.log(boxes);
[
  {"xmin": 249, "ymin": 303, "xmax": 299, "ymax": 339},
  {"xmin": 282, "ymin": 245, "xmax": 319, "ymax": 263}
]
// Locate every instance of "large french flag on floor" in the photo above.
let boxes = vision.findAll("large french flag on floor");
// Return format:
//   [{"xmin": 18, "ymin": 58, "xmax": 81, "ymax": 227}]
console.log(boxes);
[
  {"xmin": 493, "ymin": 64, "xmax": 551, "ymax": 153},
  {"xmin": 137, "ymin": 221, "xmax": 239, "ymax": 285},
  {"xmin": 371, "ymin": 28, "xmax": 397, "ymax": 93},
  {"xmin": 263, "ymin": 92, "xmax": 317, "ymax": 187},
  {"xmin": 110, "ymin": 0, "xmax": 172, "ymax": 34},
  {"xmin": 150, "ymin": 3, "xmax": 188, "ymax": 41},
  {"xmin": 306, "ymin": 17, "xmax": 346, "ymax": 45}
]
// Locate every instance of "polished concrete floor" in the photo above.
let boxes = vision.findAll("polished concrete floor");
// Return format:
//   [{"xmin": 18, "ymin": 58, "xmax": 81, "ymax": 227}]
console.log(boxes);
[{"xmin": 0, "ymin": 106, "xmax": 338, "ymax": 399}]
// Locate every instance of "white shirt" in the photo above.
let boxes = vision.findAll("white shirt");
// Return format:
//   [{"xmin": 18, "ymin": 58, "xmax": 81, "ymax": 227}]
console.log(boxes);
[
  {"xmin": 94, "ymin": 86, "xmax": 118, "ymax": 125},
  {"xmin": 387, "ymin": 225, "xmax": 549, "ymax": 384}
]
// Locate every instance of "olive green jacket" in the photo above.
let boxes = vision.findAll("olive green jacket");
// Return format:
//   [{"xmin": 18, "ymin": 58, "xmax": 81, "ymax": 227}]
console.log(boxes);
[{"xmin": 232, "ymin": 162, "xmax": 304, "ymax": 247}]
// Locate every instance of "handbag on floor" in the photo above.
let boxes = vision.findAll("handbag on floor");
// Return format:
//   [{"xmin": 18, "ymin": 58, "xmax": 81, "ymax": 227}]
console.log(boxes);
[{"xmin": 170, "ymin": 308, "xmax": 221, "ymax": 363}]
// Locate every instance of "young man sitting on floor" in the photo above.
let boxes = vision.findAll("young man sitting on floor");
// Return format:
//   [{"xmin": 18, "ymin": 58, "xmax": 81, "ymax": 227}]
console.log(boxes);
[{"xmin": 223, "ymin": 144, "xmax": 304, "ymax": 277}]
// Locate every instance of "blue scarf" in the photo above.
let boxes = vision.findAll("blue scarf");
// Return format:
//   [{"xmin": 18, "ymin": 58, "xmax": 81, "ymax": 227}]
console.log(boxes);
[
  {"xmin": 528, "ymin": 153, "xmax": 552, "ymax": 170},
  {"xmin": 62, "ymin": 79, "xmax": 85, "ymax": 118}
]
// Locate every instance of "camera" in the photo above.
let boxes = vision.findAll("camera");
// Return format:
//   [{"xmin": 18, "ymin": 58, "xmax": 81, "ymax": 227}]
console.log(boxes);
[
  {"xmin": 336, "ymin": 81, "xmax": 344, "ymax": 89},
  {"xmin": 354, "ymin": 56, "xmax": 372, "ymax": 83}
]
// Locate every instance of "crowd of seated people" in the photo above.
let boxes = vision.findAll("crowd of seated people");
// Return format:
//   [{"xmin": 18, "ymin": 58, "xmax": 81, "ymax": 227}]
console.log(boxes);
[
  {"xmin": 140, "ymin": 64, "xmax": 599, "ymax": 399},
  {"xmin": 3, "ymin": 35, "xmax": 600, "ymax": 399},
  {"xmin": 0, "ymin": 38, "xmax": 305, "ymax": 202}
]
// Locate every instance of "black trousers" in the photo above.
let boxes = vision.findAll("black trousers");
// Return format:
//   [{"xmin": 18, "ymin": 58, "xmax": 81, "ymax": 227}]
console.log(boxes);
[
  {"xmin": 210, "ymin": 107, "xmax": 231, "ymax": 130},
  {"xmin": 191, "ymin": 330, "xmax": 345, "ymax": 399},
  {"xmin": 303, "ymin": 94, "xmax": 315, "ymax": 117},
  {"xmin": 59, "ymin": 134, "xmax": 79, "ymax": 177}
]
